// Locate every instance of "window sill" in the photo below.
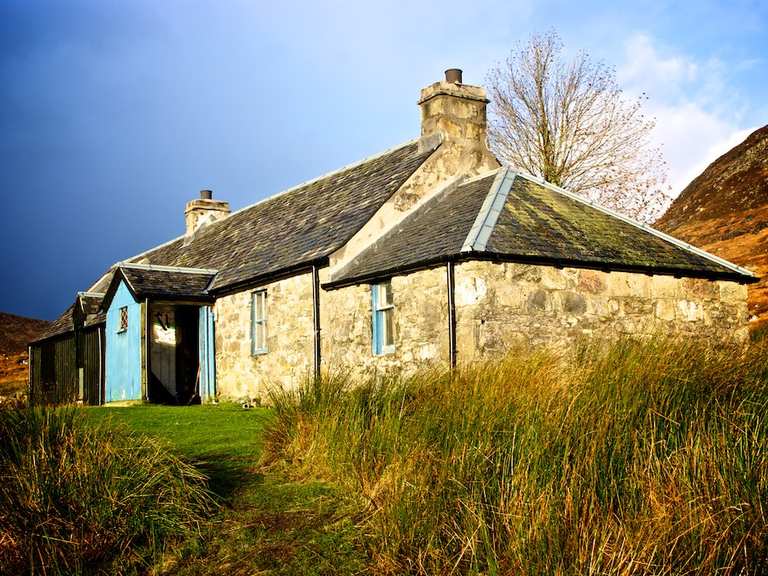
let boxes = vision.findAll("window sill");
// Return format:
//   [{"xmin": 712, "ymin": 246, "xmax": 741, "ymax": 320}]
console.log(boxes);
[{"xmin": 251, "ymin": 349, "xmax": 269, "ymax": 357}]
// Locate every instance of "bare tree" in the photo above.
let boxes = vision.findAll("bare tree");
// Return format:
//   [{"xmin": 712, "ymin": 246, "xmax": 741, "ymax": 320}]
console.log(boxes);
[{"xmin": 487, "ymin": 31, "xmax": 670, "ymax": 223}]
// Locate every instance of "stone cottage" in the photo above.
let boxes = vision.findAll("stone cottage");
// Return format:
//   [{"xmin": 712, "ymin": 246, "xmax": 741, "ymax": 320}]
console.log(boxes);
[{"xmin": 29, "ymin": 69, "xmax": 756, "ymax": 405}]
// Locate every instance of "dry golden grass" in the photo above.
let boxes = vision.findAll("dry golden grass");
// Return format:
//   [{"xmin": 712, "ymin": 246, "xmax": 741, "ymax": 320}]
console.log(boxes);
[{"xmin": 266, "ymin": 338, "xmax": 768, "ymax": 575}]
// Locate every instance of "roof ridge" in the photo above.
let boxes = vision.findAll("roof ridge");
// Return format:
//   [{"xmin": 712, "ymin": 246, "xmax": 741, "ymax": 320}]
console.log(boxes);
[
  {"xmin": 516, "ymin": 171, "xmax": 756, "ymax": 279},
  {"xmin": 461, "ymin": 167, "xmax": 515, "ymax": 253},
  {"xmin": 218, "ymin": 137, "xmax": 431, "ymax": 223},
  {"xmin": 118, "ymin": 262, "xmax": 218, "ymax": 274}
]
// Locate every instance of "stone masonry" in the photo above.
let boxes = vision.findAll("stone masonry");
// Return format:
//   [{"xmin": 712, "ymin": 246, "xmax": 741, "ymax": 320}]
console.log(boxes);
[
  {"xmin": 214, "ymin": 272, "xmax": 314, "ymax": 400},
  {"xmin": 454, "ymin": 261, "xmax": 750, "ymax": 358},
  {"xmin": 212, "ymin": 260, "xmax": 748, "ymax": 400},
  {"xmin": 322, "ymin": 267, "xmax": 450, "ymax": 373}
]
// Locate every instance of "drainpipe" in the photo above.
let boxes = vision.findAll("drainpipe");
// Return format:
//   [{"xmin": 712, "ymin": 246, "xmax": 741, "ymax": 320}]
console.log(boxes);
[
  {"xmin": 447, "ymin": 261, "xmax": 457, "ymax": 369},
  {"xmin": 312, "ymin": 264, "xmax": 322, "ymax": 380}
]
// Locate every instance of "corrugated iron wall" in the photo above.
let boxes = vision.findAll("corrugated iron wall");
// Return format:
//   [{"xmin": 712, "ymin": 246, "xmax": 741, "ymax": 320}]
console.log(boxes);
[
  {"xmin": 29, "ymin": 334, "xmax": 77, "ymax": 405},
  {"xmin": 29, "ymin": 326, "xmax": 104, "ymax": 406},
  {"xmin": 79, "ymin": 326, "xmax": 105, "ymax": 405}
]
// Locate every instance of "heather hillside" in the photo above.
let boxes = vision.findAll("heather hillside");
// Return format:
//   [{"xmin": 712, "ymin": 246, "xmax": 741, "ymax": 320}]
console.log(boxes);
[{"xmin": 657, "ymin": 125, "xmax": 768, "ymax": 331}]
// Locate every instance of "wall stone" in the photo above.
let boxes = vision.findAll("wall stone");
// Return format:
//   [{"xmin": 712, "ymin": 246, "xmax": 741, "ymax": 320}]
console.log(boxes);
[
  {"xmin": 454, "ymin": 261, "xmax": 750, "ymax": 360},
  {"xmin": 214, "ymin": 272, "xmax": 314, "ymax": 400},
  {"xmin": 213, "ymin": 261, "xmax": 749, "ymax": 398},
  {"xmin": 321, "ymin": 267, "xmax": 449, "ymax": 375}
]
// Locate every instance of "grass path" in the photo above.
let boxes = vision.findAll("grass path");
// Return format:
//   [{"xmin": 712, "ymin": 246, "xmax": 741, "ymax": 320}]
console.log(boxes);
[{"xmin": 86, "ymin": 404, "xmax": 366, "ymax": 575}]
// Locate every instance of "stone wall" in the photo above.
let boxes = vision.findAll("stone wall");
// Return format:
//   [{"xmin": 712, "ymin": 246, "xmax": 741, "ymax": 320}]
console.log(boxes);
[
  {"xmin": 454, "ymin": 261, "xmax": 750, "ymax": 359},
  {"xmin": 321, "ymin": 267, "xmax": 449, "ymax": 374},
  {"xmin": 213, "ymin": 261, "xmax": 749, "ymax": 399},
  {"xmin": 214, "ymin": 272, "xmax": 314, "ymax": 400}
]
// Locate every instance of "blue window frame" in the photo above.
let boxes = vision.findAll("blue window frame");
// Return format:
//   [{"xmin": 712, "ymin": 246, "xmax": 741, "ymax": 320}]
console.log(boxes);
[
  {"xmin": 372, "ymin": 281, "xmax": 395, "ymax": 355},
  {"xmin": 251, "ymin": 289, "xmax": 268, "ymax": 355}
]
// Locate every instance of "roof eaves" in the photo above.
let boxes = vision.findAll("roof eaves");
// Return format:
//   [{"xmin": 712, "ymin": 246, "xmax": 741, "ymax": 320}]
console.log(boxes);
[
  {"xmin": 324, "ymin": 255, "xmax": 453, "ymax": 290},
  {"xmin": 518, "ymin": 172, "xmax": 757, "ymax": 280},
  {"xmin": 461, "ymin": 167, "xmax": 514, "ymax": 253}
]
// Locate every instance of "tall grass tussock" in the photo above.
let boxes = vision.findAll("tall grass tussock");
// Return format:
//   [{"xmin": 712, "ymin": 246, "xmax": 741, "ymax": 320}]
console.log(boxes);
[
  {"xmin": 0, "ymin": 408, "xmax": 213, "ymax": 575},
  {"xmin": 265, "ymin": 338, "xmax": 768, "ymax": 575}
]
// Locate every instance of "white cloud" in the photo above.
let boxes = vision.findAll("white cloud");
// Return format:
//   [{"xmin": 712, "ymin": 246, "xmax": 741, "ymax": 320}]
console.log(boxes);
[{"xmin": 618, "ymin": 34, "xmax": 751, "ymax": 194}]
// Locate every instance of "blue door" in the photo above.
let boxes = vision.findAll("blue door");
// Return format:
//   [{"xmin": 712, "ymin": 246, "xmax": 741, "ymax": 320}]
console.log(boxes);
[
  {"xmin": 105, "ymin": 280, "xmax": 142, "ymax": 402},
  {"xmin": 198, "ymin": 306, "xmax": 216, "ymax": 402}
]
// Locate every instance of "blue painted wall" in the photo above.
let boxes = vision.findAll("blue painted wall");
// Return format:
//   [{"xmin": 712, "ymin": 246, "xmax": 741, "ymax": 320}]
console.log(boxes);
[{"xmin": 105, "ymin": 280, "xmax": 142, "ymax": 402}]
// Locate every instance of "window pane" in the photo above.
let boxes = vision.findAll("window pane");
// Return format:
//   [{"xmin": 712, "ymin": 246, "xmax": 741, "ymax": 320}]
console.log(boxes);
[
  {"xmin": 252, "ymin": 290, "xmax": 268, "ymax": 353},
  {"xmin": 254, "ymin": 291, "xmax": 266, "ymax": 321},
  {"xmin": 382, "ymin": 282, "xmax": 393, "ymax": 306},
  {"xmin": 383, "ymin": 308, "xmax": 394, "ymax": 346},
  {"xmin": 255, "ymin": 322, "xmax": 266, "ymax": 350}
]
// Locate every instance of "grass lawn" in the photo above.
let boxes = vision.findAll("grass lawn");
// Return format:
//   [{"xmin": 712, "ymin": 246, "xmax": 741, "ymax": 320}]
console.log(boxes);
[{"xmin": 85, "ymin": 404, "xmax": 366, "ymax": 575}]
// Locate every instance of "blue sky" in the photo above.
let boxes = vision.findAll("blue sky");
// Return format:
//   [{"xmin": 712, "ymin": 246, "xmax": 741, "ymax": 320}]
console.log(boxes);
[{"xmin": 1, "ymin": 0, "xmax": 766, "ymax": 320}]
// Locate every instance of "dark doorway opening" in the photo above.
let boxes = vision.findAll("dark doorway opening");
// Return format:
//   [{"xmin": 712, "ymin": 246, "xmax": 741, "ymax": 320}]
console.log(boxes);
[{"xmin": 148, "ymin": 304, "xmax": 200, "ymax": 405}]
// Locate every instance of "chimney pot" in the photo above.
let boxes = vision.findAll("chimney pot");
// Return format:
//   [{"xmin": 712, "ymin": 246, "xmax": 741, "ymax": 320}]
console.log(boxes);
[
  {"xmin": 444, "ymin": 68, "xmax": 463, "ymax": 84},
  {"xmin": 200, "ymin": 189, "xmax": 213, "ymax": 200}
]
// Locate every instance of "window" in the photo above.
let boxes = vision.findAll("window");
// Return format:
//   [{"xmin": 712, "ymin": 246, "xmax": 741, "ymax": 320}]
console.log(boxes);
[
  {"xmin": 372, "ymin": 281, "xmax": 395, "ymax": 355},
  {"xmin": 251, "ymin": 290, "xmax": 268, "ymax": 355},
  {"xmin": 118, "ymin": 306, "xmax": 128, "ymax": 333}
]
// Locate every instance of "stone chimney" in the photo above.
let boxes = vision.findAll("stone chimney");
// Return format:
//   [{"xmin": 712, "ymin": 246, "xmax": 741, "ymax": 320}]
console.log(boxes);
[
  {"xmin": 185, "ymin": 190, "xmax": 230, "ymax": 237},
  {"xmin": 418, "ymin": 68, "xmax": 496, "ymax": 170}
]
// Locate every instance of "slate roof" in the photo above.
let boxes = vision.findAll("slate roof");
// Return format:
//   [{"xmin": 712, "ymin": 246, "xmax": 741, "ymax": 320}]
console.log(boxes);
[
  {"xmin": 327, "ymin": 174, "xmax": 498, "ymax": 284},
  {"xmin": 117, "ymin": 265, "xmax": 216, "ymax": 301},
  {"xmin": 32, "ymin": 293, "xmax": 106, "ymax": 344},
  {"xmin": 34, "ymin": 139, "xmax": 437, "ymax": 344},
  {"xmin": 32, "ymin": 305, "xmax": 77, "ymax": 343},
  {"xmin": 328, "ymin": 168, "xmax": 757, "ymax": 287},
  {"xmin": 117, "ymin": 139, "xmax": 438, "ymax": 292}
]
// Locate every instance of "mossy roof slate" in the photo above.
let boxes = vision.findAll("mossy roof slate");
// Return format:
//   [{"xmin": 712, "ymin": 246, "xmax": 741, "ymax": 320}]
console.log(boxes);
[{"xmin": 329, "ymin": 169, "xmax": 755, "ymax": 287}]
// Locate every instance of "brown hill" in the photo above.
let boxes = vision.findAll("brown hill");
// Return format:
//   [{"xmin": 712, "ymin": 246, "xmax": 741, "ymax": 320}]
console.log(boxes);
[
  {"xmin": 0, "ymin": 312, "xmax": 50, "ymax": 398},
  {"xmin": 656, "ymin": 124, "xmax": 768, "ymax": 331},
  {"xmin": 0, "ymin": 311, "xmax": 50, "ymax": 354}
]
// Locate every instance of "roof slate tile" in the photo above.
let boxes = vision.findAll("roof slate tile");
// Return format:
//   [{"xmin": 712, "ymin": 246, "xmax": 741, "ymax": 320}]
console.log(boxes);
[{"xmin": 330, "ymin": 169, "xmax": 753, "ymax": 286}]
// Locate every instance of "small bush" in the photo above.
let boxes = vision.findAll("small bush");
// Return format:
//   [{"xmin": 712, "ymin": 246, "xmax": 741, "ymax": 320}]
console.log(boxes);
[
  {"xmin": 0, "ymin": 408, "xmax": 214, "ymax": 575},
  {"xmin": 265, "ymin": 338, "xmax": 768, "ymax": 575}
]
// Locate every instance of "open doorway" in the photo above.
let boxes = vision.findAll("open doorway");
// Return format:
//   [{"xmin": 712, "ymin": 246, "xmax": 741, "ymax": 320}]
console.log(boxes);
[{"xmin": 148, "ymin": 303, "xmax": 200, "ymax": 404}]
